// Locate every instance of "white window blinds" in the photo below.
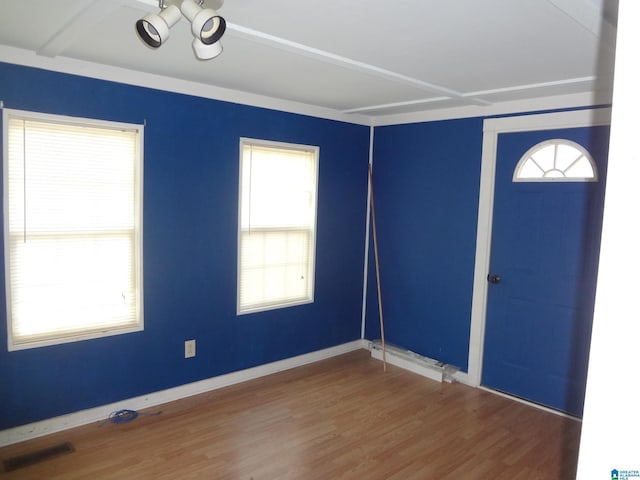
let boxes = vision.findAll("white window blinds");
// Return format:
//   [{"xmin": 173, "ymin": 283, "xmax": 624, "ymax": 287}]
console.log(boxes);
[
  {"xmin": 4, "ymin": 111, "xmax": 143, "ymax": 350},
  {"xmin": 238, "ymin": 139, "xmax": 318, "ymax": 314}
]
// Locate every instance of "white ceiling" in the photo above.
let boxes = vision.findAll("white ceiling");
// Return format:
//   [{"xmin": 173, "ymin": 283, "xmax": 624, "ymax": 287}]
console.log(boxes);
[{"xmin": 0, "ymin": 0, "xmax": 619, "ymax": 125}]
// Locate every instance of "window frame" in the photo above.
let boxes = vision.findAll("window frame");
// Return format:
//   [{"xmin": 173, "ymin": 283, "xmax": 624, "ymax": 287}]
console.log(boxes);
[
  {"xmin": 3, "ymin": 108, "xmax": 144, "ymax": 351},
  {"xmin": 513, "ymin": 139, "xmax": 598, "ymax": 182},
  {"xmin": 236, "ymin": 137, "xmax": 319, "ymax": 315}
]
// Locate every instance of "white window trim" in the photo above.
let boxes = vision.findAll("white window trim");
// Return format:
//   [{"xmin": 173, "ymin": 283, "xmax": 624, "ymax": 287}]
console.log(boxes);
[
  {"xmin": 513, "ymin": 138, "xmax": 599, "ymax": 182},
  {"xmin": 3, "ymin": 108, "xmax": 144, "ymax": 351},
  {"xmin": 236, "ymin": 137, "xmax": 319, "ymax": 315}
]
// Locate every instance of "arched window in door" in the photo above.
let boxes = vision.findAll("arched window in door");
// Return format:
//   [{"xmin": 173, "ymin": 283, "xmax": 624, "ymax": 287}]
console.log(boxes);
[{"xmin": 513, "ymin": 139, "xmax": 598, "ymax": 182}]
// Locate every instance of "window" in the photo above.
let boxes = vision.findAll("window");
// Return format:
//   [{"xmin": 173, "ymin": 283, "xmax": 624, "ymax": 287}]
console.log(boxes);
[
  {"xmin": 3, "ymin": 109, "xmax": 143, "ymax": 350},
  {"xmin": 237, "ymin": 139, "xmax": 318, "ymax": 314},
  {"xmin": 513, "ymin": 139, "xmax": 598, "ymax": 182}
]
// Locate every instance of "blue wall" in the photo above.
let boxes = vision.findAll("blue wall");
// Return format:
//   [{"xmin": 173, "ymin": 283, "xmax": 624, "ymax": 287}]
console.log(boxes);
[
  {"xmin": 365, "ymin": 119, "xmax": 483, "ymax": 371},
  {"xmin": 0, "ymin": 62, "xmax": 370, "ymax": 430},
  {"xmin": 2, "ymin": 61, "xmax": 590, "ymax": 431}
]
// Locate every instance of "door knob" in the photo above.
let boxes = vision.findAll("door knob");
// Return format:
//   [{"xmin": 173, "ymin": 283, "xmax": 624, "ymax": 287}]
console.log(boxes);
[{"xmin": 487, "ymin": 274, "xmax": 501, "ymax": 284}]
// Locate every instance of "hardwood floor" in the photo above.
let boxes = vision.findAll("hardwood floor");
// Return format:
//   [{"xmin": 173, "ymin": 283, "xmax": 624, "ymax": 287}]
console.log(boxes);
[{"xmin": 0, "ymin": 350, "xmax": 581, "ymax": 479}]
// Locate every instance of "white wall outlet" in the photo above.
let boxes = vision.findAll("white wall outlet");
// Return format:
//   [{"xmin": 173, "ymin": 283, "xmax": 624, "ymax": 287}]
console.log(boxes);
[{"xmin": 184, "ymin": 339, "xmax": 196, "ymax": 358}]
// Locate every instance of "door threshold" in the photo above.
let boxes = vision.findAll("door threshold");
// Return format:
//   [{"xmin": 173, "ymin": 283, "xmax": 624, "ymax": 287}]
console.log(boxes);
[{"xmin": 478, "ymin": 386, "xmax": 582, "ymax": 421}]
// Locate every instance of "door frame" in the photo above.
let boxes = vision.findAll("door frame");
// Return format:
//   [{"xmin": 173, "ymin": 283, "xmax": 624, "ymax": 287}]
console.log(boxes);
[{"xmin": 465, "ymin": 108, "xmax": 612, "ymax": 388}]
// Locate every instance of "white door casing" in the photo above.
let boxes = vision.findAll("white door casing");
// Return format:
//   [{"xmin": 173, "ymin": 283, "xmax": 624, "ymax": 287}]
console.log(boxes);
[{"xmin": 465, "ymin": 108, "xmax": 612, "ymax": 387}]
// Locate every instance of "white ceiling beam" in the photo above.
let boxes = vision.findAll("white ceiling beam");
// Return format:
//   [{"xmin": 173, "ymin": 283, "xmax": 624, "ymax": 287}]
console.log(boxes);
[
  {"xmin": 465, "ymin": 76, "xmax": 596, "ymax": 97},
  {"xmin": 129, "ymin": 0, "xmax": 487, "ymax": 106},
  {"xmin": 225, "ymin": 23, "xmax": 491, "ymax": 107},
  {"xmin": 37, "ymin": 0, "xmax": 127, "ymax": 57},
  {"xmin": 343, "ymin": 76, "xmax": 596, "ymax": 115},
  {"xmin": 342, "ymin": 97, "xmax": 451, "ymax": 115}
]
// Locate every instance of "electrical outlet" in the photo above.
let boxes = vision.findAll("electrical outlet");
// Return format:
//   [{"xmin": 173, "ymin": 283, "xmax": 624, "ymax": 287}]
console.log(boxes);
[{"xmin": 185, "ymin": 339, "xmax": 196, "ymax": 358}]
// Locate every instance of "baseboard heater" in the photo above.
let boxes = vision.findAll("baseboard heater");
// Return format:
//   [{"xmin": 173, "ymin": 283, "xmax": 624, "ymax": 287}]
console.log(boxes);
[{"xmin": 369, "ymin": 340, "xmax": 459, "ymax": 383}]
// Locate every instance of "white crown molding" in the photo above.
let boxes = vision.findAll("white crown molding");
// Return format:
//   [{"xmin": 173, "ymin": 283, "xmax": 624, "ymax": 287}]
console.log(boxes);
[
  {"xmin": 0, "ymin": 45, "xmax": 614, "ymax": 129},
  {"xmin": 370, "ymin": 90, "xmax": 613, "ymax": 126},
  {"xmin": 0, "ymin": 45, "xmax": 371, "ymax": 126}
]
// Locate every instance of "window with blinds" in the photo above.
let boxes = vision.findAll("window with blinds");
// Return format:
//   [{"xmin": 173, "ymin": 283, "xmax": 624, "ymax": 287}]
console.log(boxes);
[
  {"xmin": 3, "ymin": 109, "xmax": 143, "ymax": 350},
  {"xmin": 237, "ymin": 139, "xmax": 319, "ymax": 314}
]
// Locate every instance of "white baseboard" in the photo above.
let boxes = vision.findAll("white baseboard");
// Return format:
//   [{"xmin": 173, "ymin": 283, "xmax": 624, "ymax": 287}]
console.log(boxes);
[
  {"xmin": 0, "ymin": 339, "xmax": 367, "ymax": 447},
  {"xmin": 451, "ymin": 370, "xmax": 474, "ymax": 386}
]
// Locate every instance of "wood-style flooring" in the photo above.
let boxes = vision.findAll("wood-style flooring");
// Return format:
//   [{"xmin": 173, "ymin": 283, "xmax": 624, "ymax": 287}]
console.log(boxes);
[{"xmin": 0, "ymin": 349, "xmax": 581, "ymax": 479}]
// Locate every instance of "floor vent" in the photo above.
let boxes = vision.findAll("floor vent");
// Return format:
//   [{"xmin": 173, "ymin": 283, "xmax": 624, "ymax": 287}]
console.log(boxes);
[{"xmin": 2, "ymin": 442, "xmax": 75, "ymax": 472}]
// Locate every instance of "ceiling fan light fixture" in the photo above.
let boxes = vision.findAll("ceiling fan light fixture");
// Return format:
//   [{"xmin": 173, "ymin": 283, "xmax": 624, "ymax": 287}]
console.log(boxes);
[
  {"xmin": 192, "ymin": 38, "xmax": 223, "ymax": 60},
  {"xmin": 196, "ymin": 13, "xmax": 226, "ymax": 45},
  {"xmin": 135, "ymin": 0, "xmax": 226, "ymax": 59},
  {"xmin": 135, "ymin": 4, "xmax": 182, "ymax": 48},
  {"xmin": 180, "ymin": 0, "xmax": 226, "ymax": 45}
]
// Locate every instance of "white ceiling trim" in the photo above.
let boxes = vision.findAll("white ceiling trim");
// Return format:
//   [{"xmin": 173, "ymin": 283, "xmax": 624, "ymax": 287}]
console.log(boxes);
[
  {"xmin": 343, "ymin": 76, "xmax": 596, "ymax": 115},
  {"xmin": 342, "ymin": 97, "xmax": 451, "ymax": 114},
  {"xmin": 0, "ymin": 44, "xmax": 610, "ymax": 128},
  {"xmin": 466, "ymin": 75, "xmax": 596, "ymax": 97},
  {"xmin": 226, "ymin": 23, "xmax": 491, "ymax": 107},
  {"xmin": 0, "ymin": 45, "xmax": 371, "ymax": 126},
  {"xmin": 44, "ymin": 0, "xmax": 492, "ymax": 108},
  {"xmin": 370, "ymin": 90, "xmax": 613, "ymax": 127}
]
